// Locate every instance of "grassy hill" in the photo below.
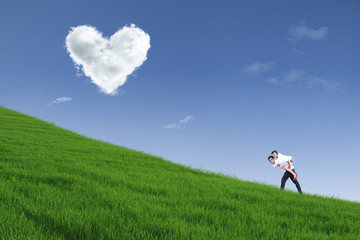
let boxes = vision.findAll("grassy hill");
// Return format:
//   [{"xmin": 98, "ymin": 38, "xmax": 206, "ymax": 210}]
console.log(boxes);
[{"xmin": 0, "ymin": 106, "xmax": 359, "ymax": 239}]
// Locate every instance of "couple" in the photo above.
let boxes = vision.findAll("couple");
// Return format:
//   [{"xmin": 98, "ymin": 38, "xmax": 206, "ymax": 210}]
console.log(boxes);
[{"xmin": 268, "ymin": 150, "xmax": 302, "ymax": 193}]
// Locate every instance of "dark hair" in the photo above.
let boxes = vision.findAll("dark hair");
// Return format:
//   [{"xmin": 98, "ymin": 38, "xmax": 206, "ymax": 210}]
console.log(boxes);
[
  {"xmin": 268, "ymin": 156, "xmax": 274, "ymax": 160},
  {"xmin": 271, "ymin": 150, "xmax": 278, "ymax": 155}
]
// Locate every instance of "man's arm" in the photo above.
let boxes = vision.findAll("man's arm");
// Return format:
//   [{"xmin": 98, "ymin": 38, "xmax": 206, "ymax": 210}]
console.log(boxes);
[{"xmin": 284, "ymin": 163, "xmax": 296, "ymax": 177}]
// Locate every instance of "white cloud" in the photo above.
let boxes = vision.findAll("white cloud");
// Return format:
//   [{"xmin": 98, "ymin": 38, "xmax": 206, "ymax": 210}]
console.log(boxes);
[
  {"xmin": 266, "ymin": 69, "xmax": 339, "ymax": 91},
  {"xmin": 283, "ymin": 69, "xmax": 306, "ymax": 83},
  {"xmin": 288, "ymin": 21, "xmax": 328, "ymax": 42},
  {"xmin": 266, "ymin": 77, "xmax": 280, "ymax": 85},
  {"xmin": 306, "ymin": 76, "xmax": 340, "ymax": 91},
  {"xmin": 164, "ymin": 115, "xmax": 195, "ymax": 129},
  {"xmin": 291, "ymin": 49, "xmax": 311, "ymax": 56},
  {"xmin": 164, "ymin": 123, "xmax": 181, "ymax": 129},
  {"xmin": 242, "ymin": 61, "xmax": 274, "ymax": 75},
  {"xmin": 66, "ymin": 24, "xmax": 151, "ymax": 95},
  {"xmin": 179, "ymin": 115, "xmax": 195, "ymax": 124},
  {"xmin": 48, "ymin": 97, "xmax": 73, "ymax": 106}
]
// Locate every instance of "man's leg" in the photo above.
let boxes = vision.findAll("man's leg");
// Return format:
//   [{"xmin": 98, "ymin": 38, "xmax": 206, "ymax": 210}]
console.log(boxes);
[
  {"xmin": 289, "ymin": 169, "xmax": 302, "ymax": 193},
  {"xmin": 280, "ymin": 171, "xmax": 291, "ymax": 189}
]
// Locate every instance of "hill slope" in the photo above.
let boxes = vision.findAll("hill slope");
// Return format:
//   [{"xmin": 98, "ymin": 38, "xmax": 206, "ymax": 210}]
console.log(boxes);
[{"xmin": 0, "ymin": 106, "xmax": 359, "ymax": 239}]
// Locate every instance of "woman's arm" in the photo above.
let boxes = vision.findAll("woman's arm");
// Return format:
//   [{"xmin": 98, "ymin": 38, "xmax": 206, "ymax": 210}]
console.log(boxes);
[{"xmin": 284, "ymin": 163, "xmax": 296, "ymax": 177}]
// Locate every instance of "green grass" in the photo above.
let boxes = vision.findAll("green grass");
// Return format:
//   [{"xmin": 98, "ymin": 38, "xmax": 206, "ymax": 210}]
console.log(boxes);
[{"xmin": 0, "ymin": 106, "xmax": 359, "ymax": 239}]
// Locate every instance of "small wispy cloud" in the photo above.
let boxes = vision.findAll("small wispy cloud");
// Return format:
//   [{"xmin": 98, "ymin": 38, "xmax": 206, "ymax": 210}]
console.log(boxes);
[
  {"xmin": 164, "ymin": 115, "xmax": 194, "ymax": 129},
  {"xmin": 291, "ymin": 48, "xmax": 311, "ymax": 56},
  {"xmin": 305, "ymin": 76, "xmax": 340, "ymax": 91},
  {"xmin": 266, "ymin": 77, "xmax": 280, "ymax": 85},
  {"xmin": 288, "ymin": 21, "xmax": 328, "ymax": 42},
  {"xmin": 48, "ymin": 97, "xmax": 73, "ymax": 106},
  {"xmin": 283, "ymin": 69, "xmax": 307, "ymax": 83},
  {"xmin": 242, "ymin": 61, "xmax": 274, "ymax": 75},
  {"xmin": 266, "ymin": 69, "xmax": 339, "ymax": 91},
  {"xmin": 164, "ymin": 123, "xmax": 180, "ymax": 129}
]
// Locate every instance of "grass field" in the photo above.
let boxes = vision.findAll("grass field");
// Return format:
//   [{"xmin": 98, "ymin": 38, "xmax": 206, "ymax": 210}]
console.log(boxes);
[{"xmin": 0, "ymin": 105, "xmax": 359, "ymax": 239}]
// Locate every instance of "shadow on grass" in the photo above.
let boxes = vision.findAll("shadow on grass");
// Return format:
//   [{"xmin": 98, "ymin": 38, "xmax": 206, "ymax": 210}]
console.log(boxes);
[{"xmin": 20, "ymin": 205, "xmax": 104, "ymax": 240}]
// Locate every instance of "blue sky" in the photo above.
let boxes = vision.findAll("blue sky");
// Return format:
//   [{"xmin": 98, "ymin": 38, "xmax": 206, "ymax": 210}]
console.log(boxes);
[{"xmin": 1, "ymin": 0, "xmax": 360, "ymax": 202}]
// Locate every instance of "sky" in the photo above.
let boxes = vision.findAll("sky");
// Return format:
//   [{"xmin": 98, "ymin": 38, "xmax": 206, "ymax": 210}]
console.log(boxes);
[{"xmin": 1, "ymin": 0, "xmax": 360, "ymax": 202}]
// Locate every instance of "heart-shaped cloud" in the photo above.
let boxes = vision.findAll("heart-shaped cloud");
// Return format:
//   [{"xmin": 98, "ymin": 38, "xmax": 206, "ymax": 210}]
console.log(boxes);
[{"xmin": 66, "ymin": 24, "xmax": 150, "ymax": 95}]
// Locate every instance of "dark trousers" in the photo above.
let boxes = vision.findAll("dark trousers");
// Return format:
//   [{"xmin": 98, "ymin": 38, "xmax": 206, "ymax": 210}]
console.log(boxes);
[{"xmin": 281, "ymin": 168, "xmax": 302, "ymax": 193}]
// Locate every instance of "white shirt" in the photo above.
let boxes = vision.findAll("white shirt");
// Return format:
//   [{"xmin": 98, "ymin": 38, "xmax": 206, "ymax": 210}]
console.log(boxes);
[{"xmin": 273, "ymin": 153, "xmax": 294, "ymax": 171}]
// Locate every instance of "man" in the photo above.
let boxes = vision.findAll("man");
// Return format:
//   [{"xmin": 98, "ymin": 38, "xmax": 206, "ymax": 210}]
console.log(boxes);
[
  {"xmin": 268, "ymin": 150, "xmax": 302, "ymax": 193},
  {"xmin": 272, "ymin": 150, "xmax": 297, "ymax": 179}
]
